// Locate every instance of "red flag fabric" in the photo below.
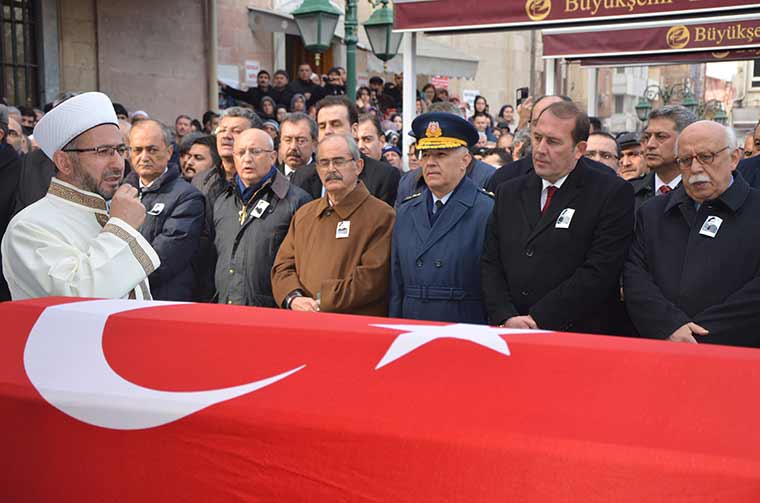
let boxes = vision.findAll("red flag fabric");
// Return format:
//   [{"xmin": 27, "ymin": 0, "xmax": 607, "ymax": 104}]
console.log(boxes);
[{"xmin": 2, "ymin": 297, "xmax": 760, "ymax": 502}]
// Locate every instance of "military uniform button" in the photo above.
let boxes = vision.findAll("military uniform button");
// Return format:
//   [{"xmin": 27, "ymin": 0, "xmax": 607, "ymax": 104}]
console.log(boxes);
[
  {"xmin": 416, "ymin": 259, "xmax": 423, "ymax": 267},
  {"xmin": 434, "ymin": 260, "xmax": 443, "ymax": 268},
  {"xmin": 525, "ymin": 248, "xmax": 534, "ymax": 257},
  {"xmin": 521, "ymin": 290, "xmax": 529, "ymax": 297},
  {"xmin": 229, "ymin": 268, "xmax": 234, "ymax": 274}
]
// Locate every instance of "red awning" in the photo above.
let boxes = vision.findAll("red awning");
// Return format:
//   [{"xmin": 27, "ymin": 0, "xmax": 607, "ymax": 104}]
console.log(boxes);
[
  {"xmin": 4, "ymin": 297, "xmax": 760, "ymax": 502},
  {"xmin": 543, "ymin": 13, "xmax": 760, "ymax": 59},
  {"xmin": 578, "ymin": 47, "xmax": 760, "ymax": 67},
  {"xmin": 394, "ymin": 0, "xmax": 760, "ymax": 33}
]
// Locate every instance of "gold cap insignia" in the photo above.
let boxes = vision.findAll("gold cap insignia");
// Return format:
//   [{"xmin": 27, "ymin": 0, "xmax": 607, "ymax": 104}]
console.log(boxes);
[{"xmin": 425, "ymin": 121, "xmax": 442, "ymax": 138}]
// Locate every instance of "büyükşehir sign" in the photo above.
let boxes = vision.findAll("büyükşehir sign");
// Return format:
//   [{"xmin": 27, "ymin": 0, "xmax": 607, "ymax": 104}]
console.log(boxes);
[
  {"xmin": 393, "ymin": 0, "xmax": 760, "ymax": 32},
  {"xmin": 543, "ymin": 14, "xmax": 760, "ymax": 58},
  {"xmin": 578, "ymin": 47, "xmax": 760, "ymax": 66}
]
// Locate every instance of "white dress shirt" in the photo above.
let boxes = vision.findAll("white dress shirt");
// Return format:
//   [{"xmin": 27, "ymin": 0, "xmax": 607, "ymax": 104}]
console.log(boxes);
[
  {"xmin": 654, "ymin": 173, "xmax": 681, "ymax": 194},
  {"xmin": 540, "ymin": 174, "xmax": 569, "ymax": 210},
  {"xmin": 432, "ymin": 191, "xmax": 453, "ymax": 212}
]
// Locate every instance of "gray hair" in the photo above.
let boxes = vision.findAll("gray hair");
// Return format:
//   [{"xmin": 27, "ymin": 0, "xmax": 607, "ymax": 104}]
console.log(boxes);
[
  {"xmin": 318, "ymin": 133, "xmax": 361, "ymax": 161},
  {"xmin": 674, "ymin": 121, "xmax": 738, "ymax": 157},
  {"xmin": 131, "ymin": 119, "xmax": 175, "ymax": 146},
  {"xmin": 221, "ymin": 106, "xmax": 263, "ymax": 129},
  {"xmin": 281, "ymin": 112, "xmax": 318, "ymax": 140},
  {"xmin": 647, "ymin": 105, "xmax": 697, "ymax": 133},
  {"xmin": 428, "ymin": 101, "xmax": 464, "ymax": 118},
  {"xmin": 0, "ymin": 105, "xmax": 8, "ymax": 139}
]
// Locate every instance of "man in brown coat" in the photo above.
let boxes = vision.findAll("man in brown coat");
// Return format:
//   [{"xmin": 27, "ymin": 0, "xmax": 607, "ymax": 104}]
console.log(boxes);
[{"xmin": 271, "ymin": 133, "xmax": 395, "ymax": 316}]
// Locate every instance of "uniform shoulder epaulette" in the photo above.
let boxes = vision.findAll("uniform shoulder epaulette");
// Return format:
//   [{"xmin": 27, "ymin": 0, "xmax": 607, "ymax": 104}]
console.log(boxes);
[
  {"xmin": 478, "ymin": 188, "xmax": 495, "ymax": 198},
  {"xmin": 401, "ymin": 192, "xmax": 422, "ymax": 203}
]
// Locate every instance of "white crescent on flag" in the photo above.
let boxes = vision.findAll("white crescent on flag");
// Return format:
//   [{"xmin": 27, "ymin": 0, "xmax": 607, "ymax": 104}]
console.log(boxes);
[{"xmin": 23, "ymin": 299, "xmax": 305, "ymax": 430}]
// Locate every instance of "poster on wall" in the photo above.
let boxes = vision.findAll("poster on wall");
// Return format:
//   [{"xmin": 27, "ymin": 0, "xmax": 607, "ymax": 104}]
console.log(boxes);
[
  {"xmin": 245, "ymin": 60, "xmax": 261, "ymax": 87},
  {"xmin": 462, "ymin": 89, "xmax": 480, "ymax": 118},
  {"xmin": 431, "ymin": 75, "xmax": 449, "ymax": 90}
]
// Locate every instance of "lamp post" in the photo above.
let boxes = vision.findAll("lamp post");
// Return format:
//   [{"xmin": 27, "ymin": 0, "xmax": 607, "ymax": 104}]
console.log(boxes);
[
  {"xmin": 291, "ymin": 0, "xmax": 342, "ymax": 68},
  {"xmin": 634, "ymin": 81, "xmax": 697, "ymax": 122},
  {"xmin": 293, "ymin": 0, "xmax": 401, "ymax": 101}
]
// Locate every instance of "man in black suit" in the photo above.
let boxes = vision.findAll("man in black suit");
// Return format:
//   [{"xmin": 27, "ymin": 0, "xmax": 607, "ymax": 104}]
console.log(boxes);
[
  {"xmin": 290, "ymin": 95, "xmax": 400, "ymax": 206},
  {"xmin": 277, "ymin": 112, "xmax": 317, "ymax": 180},
  {"xmin": 486, "ymin": 95, "xmax": 615, "ymax": 193},
  {"xmin": 630, "ymin": 105, "xmax": 696, "ymax": 212},
  {"xmin": 624, "ymin": 120, "xmax": 760, "ymax": 348},
  {"xmin": 481, "ymin": 101, "xmax": 634, "ymax": 334}
]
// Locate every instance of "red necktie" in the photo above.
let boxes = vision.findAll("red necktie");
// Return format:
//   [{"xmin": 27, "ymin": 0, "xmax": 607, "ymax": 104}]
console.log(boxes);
[
  {"xmin": 542, "ymin": 186, "xmax": 557, "ymax": 214},
  {"xmin": 658, "ymin": 185, "xmax": 672, "ymax": 195}
]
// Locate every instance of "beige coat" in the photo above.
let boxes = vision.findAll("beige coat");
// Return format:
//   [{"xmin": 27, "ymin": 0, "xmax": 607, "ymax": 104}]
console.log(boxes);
[{"xmin": 271, "ymin": 181, "xmax": 395, "ymax": 316}]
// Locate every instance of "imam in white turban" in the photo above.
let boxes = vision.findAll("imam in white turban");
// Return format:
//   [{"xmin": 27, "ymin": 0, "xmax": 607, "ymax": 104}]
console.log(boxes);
[{"xmin": 33, "ymin": 91, "xmax": 119, "ymax": 160}]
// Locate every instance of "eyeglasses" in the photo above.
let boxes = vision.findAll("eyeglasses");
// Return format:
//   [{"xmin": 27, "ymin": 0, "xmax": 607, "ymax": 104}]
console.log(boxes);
[
  {"xmin": 7, "ymin": 130, "xmax": 20, "ymax": 138},
  {"xmin": 64, "ymin": 144, "xmax": 129, "ymax": 158},
  {"xmin": 316, "ymin": 157, "xmax": 354, "ymax": 169},
  {"xmin": 585, "ymin": 150, "xmax": 618, "ymax": 161},
  {"xmin": 234, "ymin": 147, "xmax": 274, "ymax": 158},
  {"xmin": 676, "ymin": 146, "xmax": 730, "ymax": 168}
]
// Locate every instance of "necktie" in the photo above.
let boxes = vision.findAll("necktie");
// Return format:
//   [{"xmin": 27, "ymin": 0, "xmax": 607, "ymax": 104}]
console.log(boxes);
[
  {"xmin": 430, "ymin": 199, "xmax": 444, "ymax": 225},
  {"xmin": 542, "ymin": 186, "xmax": 557, "ymax": 214},
  {"xmin": 658, "ymin": 185, "xmax": 672, "ymax": 195}
]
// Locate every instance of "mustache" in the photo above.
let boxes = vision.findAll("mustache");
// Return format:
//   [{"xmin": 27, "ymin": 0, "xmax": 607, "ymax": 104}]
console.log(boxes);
[
  {"xmin": 688, "ymin": 174, "xmax": 711, "ymax": 184},
  {"xmin": 324, "ymin": 172, "xmax": 343, "ymax": 182},
  {"xmin": 286, "ymin": 150, "xmax": 302, "ymax": 158}
]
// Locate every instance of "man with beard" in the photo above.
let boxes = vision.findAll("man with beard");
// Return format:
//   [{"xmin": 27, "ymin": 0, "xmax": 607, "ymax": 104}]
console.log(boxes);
[
  {"xmin": 270, "ymin": 70, "xmax": 294, "ymax": 110},
  {"xmin": 2, "ymin": 92, "xmax": 159, "ymax": 299},
  {"xmin": 631, "ymin": 105, "xmax": 696, "ymax": 212},
  {"xmin": 278, "ymin": 112, "xmax": 317, "ymax": 180}
]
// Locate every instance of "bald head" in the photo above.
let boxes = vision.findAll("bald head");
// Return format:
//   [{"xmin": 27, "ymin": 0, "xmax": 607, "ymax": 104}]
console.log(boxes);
[
  {"xmin": 676, "ymin": 120, "xmax": 736, "ymax": 158},
  {"xmin": 233, "ymin": 127, "xmax": 276, "ymax": 187}
]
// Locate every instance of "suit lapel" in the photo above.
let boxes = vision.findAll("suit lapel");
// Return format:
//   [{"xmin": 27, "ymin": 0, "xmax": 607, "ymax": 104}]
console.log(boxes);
[
  {"xmin": 418, "ymin": 183, "xmax": 475, "ymax": 257},
  {"xmin": 527, "ymin": 165, "xmax": 584, "ymax": 243},
  {"xmin": 520, "ymin": 174, "xmax": 542, "ymax": 230},
  {"xmin": 409, "ymin": 196, "xmax": 431, "ymax": 247}
]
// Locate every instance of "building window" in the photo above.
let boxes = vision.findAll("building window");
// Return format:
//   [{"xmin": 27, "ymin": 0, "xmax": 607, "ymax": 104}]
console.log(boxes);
[
  {"xmin": 614, "ymin": 95, "xmax": 624, "ymax": 114},
  {"xmin": 1, "ymin": 0, "xmax": 40, "ymax": 106},
  {"xmin": 752, "ymin": 59, "xmax": 760, "ymax": 89}
]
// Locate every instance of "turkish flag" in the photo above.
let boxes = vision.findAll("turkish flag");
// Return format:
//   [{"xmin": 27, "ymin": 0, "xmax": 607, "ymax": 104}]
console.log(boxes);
[{"xmin": 2, "ymin": 298, "xmax": 760, "ymax": 502}]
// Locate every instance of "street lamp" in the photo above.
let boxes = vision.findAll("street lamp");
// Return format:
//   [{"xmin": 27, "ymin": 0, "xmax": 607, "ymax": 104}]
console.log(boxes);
[
  {"xmin": 292, "ymin": 0, "xmax": 401, "ymax": 101},
  {"xmin": 292, "ymin": 0, "xmax": 342, "ymax": 67},
  {"xmin": 363, "ymin": 0, "xmax": 402, "ymax": 67},
  {"xmin": 635, "ymin": 80, "xmax": 697, "ymax": 122}
]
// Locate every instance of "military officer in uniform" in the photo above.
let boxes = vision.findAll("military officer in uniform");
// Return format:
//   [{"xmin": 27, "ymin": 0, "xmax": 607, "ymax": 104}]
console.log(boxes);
[{"xmin": 389, "ymin": 112, "xmax": 494, "ymax": 323}]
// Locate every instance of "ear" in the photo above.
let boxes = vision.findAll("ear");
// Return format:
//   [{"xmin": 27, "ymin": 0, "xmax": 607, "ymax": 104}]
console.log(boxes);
[
  {"xmin": 354, "ymin": 157, "xmax": 364, "ymax": 177},
  {"xmin": 729, "ymin": 147, "xmax": 742, "ymax": 171},
  {"xmin": 574, "ymin": 140, "xmax": 587, "ymax": 159},
  {"xmin": 166, "ymin": 143, "xmax": 174, "ymax": 157},
  {"xmin": 461, "ymin": 149, "xmax": 473, "ymax": 169},
  {"xmin": 53, "ymin": 151, "xmax": 74, "ymax": 177},
  {"xmin": 0, "ymin": 129, "xmax": 5, "ymax": 143},
  {"xmin": 351, "ymin": 123, "xmax": 358, "ymax": 139}
]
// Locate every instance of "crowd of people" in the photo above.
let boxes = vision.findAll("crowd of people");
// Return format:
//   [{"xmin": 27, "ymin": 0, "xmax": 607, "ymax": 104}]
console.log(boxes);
[{"xmin": 2, "ymin": 62, "xmax": 760, "ymax": 349}]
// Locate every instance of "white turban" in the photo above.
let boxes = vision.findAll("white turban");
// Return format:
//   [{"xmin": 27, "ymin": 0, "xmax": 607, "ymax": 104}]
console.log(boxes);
[{"xmin": 33, "ymin": 92, "xmax": 118, "ymax": 160}]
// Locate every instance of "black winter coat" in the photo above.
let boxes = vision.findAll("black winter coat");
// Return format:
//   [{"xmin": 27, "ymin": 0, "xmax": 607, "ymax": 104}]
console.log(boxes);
[
  {"xmin": 213, "ymin": 170, "xmax": 311, "ymax": 306},
  {"xmin": 481, "ymin": 161, "xmax": 635, "ymax": 334},
  {"xmin": 624, "ymin": 175, "xmax": 760, "ymax": 348},
  {"xmin": 0, "ymin": 143, "xmax": 20, "ymax": 300},
  {"xmin": 125, "ymin": 165, "xmax": 204, "ymax": 301}
]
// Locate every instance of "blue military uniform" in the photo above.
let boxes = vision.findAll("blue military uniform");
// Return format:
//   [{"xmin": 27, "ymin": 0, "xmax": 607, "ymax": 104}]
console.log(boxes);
[{"xmin": 389, "ymin": 112, "xmax": 494, "ymax": 324}]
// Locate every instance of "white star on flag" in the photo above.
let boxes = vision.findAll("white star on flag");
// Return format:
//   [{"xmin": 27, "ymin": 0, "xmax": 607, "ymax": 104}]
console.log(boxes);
[{"xmin": 372, "ymin": 323, "xmax": 542, "ymax": 370}]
